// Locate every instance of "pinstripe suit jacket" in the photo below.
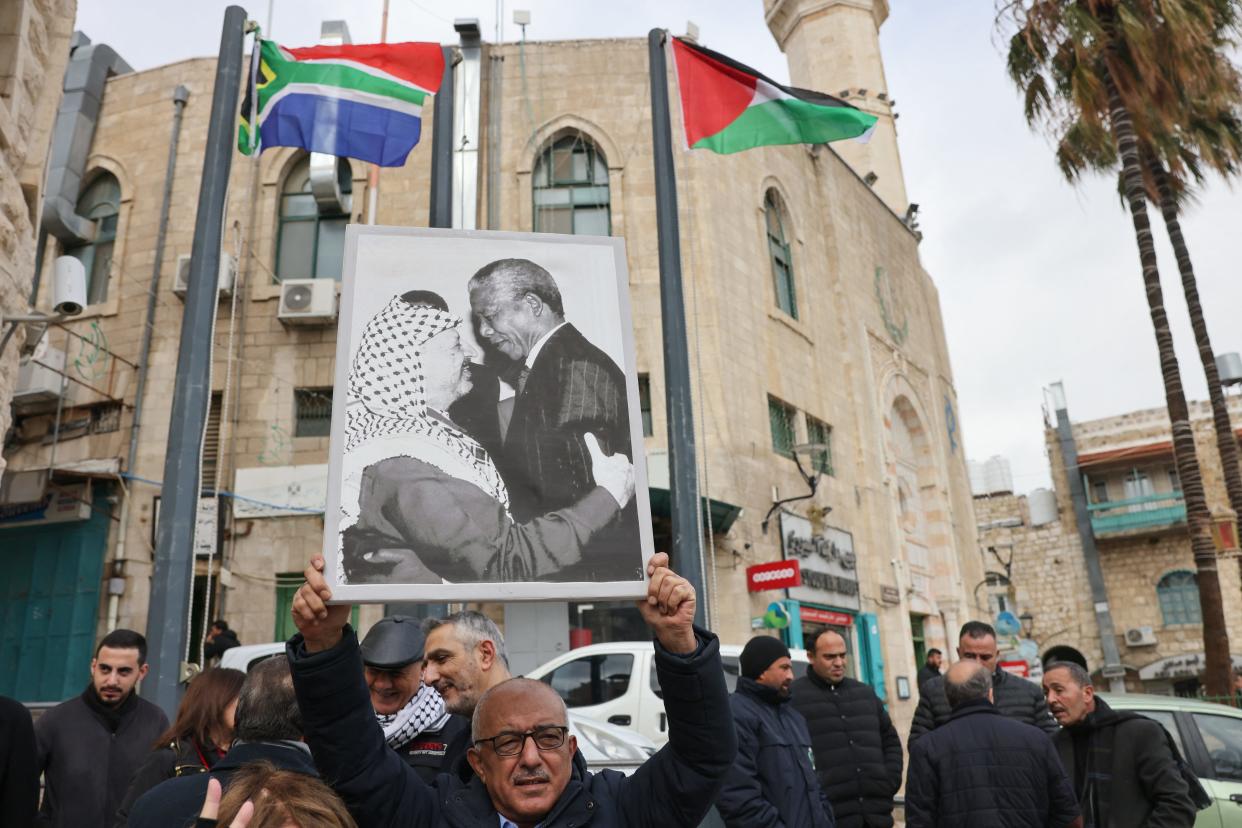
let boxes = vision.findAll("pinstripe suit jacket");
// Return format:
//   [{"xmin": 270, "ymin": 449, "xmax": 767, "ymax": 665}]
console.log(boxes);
[{"xmin": 498, "ymin": 323, "xmax": 640, "ymax": 581}]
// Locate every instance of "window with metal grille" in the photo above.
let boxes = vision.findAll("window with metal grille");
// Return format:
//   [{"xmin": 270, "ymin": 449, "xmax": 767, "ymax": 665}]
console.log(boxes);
[
  {"xmin": 765, "ymin": 190, "xmax": 796, "ymax": 319},
  {"xmin": 532, "ymin": 135, "xmax": 611, "ymax": 236},
  {"xmin": 65, "ymin": 172, "xmax": 120, "ymax": 305},
  {"xmin": 1157, "ymin": 570, "xmax": 1201, "ymax": 626},
  {"xmin": 805, "ymin": 416, "xmax": 834, "ymax": 475},
  {"xmin": 294, "ymin": 388, "xmax": 333, "ymax": 438},
  {"xmin": 276, "ymin": 155, "xmax": 351, "ymax": 281},
  {"xmin": 638, "ymin": 374, "xmax": 653, "ymax": 437},
  {"xmin": 201, "ymin": 392, "xmax": 222, "ymax": 494},
  {"xmin": 769, "ymin": 396, "xmax": 797, "ymax": 458}
]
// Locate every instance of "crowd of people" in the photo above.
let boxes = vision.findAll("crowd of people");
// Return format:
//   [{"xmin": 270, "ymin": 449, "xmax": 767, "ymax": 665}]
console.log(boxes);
[{"xmin": 1, "ymin": 559, "xmax": 1212, "ymax": 827}]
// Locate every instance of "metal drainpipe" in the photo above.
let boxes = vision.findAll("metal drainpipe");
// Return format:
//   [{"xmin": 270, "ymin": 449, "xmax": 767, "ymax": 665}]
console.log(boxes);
[{"xmin": 108, "ymin": 84, "xmax": 190, "ymax": 632}]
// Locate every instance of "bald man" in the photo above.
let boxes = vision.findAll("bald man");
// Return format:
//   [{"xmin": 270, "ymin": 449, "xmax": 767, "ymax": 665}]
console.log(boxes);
[
  {"xmin": 905, "ymin": 661, "xmax": 1081, "ymax": 828},
  {"xmin": 791, "ymin": 630, "xmax": 901, "ymax": 828},
  {"xmin": 287, "ymin": 552, "xmax": 735, "ymax": 827}
]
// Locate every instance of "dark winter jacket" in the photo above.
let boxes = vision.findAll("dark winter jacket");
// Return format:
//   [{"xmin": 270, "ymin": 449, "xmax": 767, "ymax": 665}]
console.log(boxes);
[
  {"xmin": 0, "ymin": 695, "xmax": 38, "ymax": 828},
  {"xmin": 203, "ymin": 630, "xmax": 241, "ymax": 662},
  {"xmin": 916, "ymin": 664, "xmax": 940, "ymax": 690},
  {"xmin": 392, "ymin": 713, "xmax": 469, "ymax": 783},
  {"xmin": 113, "ymin": 736, "xmax": 223, "ymax": 827},
  {"xmin": 905, "ymin": 698, "xmax": 1081, "ymax": 828},
  {"xmin": 1052, "ymin": 697, "xmax": 1197, "ymax": 828},
  {"xmin": 717, "ymin": 677, "xmax": 834, "ymax": 828},
  {"xmin": 34, "ymin": 687, "xmax": 169, "ymax": 828},
  {"xmin": 908, "ymin": 666, "xmax": 1057, "ymax": 745},
  {"xmin": 288, "ymin": 625, "xmax": 736, "ymax": 828},
  {"xmin": 790, "ymin": 672, "xmax": 900, "ymax": 828},
  {"xmin": 126, "ymin": 740, "xmax": 318, "ymax": 828}
]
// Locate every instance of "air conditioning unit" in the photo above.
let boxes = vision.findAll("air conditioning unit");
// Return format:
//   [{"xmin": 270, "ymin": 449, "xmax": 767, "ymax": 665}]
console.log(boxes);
[
  {"xmin": 13, "ymin": 345, "xmax": 69, "ymax": 411},
  {"xmin": 278, "ymin": 279, "xmax": 338, "ymax": 326},
  {"xmin": 173, "ymin": 254, "xmax": 236, "ymax": 300},
  {"xmin": 1125, "ymin": 626, "xmax": 1158, "ymax": 647}
]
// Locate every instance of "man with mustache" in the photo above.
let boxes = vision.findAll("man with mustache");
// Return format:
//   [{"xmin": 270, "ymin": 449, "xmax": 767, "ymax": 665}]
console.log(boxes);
[
  {"xmin": 287, "ymin": 551, "xmax": 735, "ymax": 827},
  {"xmin": 717, "ymin": 635, "xmax": 833, "ymax": 827},
  {"xmin": 35, "ymin": 629, "xmax": 169, "ymax": 828},
  {"xmin": 1042, "ymin": 661, "xmax": 1197, "ymax": 827},
  {"xmin": 468, "ymin": 258, "xmax": 639, "ymax": 582}
]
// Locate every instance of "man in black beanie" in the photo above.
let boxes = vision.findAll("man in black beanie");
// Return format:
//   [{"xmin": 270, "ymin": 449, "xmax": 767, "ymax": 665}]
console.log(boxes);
[{"xmin": 717, "ymin": 635, "xmax": 834, "ymax": 827}]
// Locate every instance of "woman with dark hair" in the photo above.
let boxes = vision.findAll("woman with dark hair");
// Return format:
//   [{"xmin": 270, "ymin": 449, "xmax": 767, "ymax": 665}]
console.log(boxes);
[{"xmin": 113, "ymin": 667, "xmax": 245, "ymax": 827}]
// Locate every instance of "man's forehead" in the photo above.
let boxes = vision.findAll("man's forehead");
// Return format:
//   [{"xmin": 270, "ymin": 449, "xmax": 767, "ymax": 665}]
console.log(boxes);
[
  {"xmin": 959, "ymin": 635, "xmax": 997, "ymax": 649},
  {"xmin": 482, "ymin": 685, "xmax": 565, "ymax": 728},
  {"xmin": 426, "ymin": 626, "xmax": 465, "ymax": 652},
  {"xmin": 96, "ymin": 647, "xmax": 141, "ymax": 666}
]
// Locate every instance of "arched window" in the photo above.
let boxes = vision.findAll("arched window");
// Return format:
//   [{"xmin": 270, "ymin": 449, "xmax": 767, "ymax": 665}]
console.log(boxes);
[
  {"xmin": 532, "ymin": 135, "xmax": 610, "ymax": 236},
  {"xmin": 276, "ymin": 155, "xmax": 351, "ymax": 281},
  {"xmin": 764, "ymin": 190, "xmax": 796, "ymax": 319},
  {"xmin": 1157, "ymin": 570, "xmax": 1201, "ymax": 625},
  {"xmin": 65, "ymin": 172, "xmax": 120, "ymax": 305}
]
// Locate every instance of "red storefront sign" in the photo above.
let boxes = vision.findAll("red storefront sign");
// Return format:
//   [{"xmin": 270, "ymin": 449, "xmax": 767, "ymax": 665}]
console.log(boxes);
[
  {"xmin": 745, "ymin": 560, "xmax": 801, "ymax": 592},
  {"xmin": 999, "ymin": 660, "xmax": 1030, "ymax": 677},
  {"xmin": 800, "ymin": 606, "xmax": 853, "ymax": 627}
]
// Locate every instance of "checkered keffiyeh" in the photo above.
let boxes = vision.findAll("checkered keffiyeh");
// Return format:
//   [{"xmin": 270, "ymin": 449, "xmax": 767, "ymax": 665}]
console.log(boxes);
[{"xmin": 344, "ymin": 296, "xmax": 509, "ymax": 509}]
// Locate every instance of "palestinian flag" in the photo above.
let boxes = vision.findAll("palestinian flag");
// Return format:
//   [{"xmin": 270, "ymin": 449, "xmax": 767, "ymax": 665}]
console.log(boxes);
[
  {"xmin": 670, "ymin": 37, "xmax": 877, "ymax": 154},
  {"xmin": 239, "ymin": 39, "xmax": 444, "ymax": 167}
]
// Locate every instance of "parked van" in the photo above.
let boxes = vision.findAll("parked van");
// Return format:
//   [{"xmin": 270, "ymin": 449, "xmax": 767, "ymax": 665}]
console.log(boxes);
[{"xmin": 526, "ymin": 641, "xmax": 811, "ymax": 746}]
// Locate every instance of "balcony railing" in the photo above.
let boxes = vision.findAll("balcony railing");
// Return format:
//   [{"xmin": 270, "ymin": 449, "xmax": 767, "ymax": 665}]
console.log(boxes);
[{"xmin": 1088, "ymin": 491, "xmax": 1187, "ymax": 535}]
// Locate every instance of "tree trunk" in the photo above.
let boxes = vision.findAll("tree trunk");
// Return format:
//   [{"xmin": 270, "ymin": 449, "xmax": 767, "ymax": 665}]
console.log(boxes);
[
  {"xmin": 1150, "ymin": 156, "xmax": 1242, "ymax": 591},
  {"xmin": 1105, "ymin": 74, "xmax": 1232, "ymax": 696}
]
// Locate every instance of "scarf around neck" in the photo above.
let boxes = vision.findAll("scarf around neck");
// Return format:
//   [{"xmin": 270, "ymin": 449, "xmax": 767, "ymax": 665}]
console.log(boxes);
[
  {"xmin": 376, "ymin": 683, "xmax": 451, "ymax": 749},
  {"xmin": 81, "ymin": 683, "xmax": 137, "ymax": 733}
]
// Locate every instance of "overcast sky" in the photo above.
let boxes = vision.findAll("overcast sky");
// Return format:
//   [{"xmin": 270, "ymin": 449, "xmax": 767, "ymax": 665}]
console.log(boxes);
[{"xmin": 75, "ymin": 0, "xmax": 1242, "ymax": 493}]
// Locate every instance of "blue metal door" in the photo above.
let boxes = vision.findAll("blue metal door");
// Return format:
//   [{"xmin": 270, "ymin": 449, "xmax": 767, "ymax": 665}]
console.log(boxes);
[{"xmin": 0, "ymin": 503, "xmax": 110, "ymax": 702}]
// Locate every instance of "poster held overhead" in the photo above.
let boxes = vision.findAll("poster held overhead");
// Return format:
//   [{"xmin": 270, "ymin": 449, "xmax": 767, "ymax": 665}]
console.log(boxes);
[{"xmin": 323, "ymin": 226, "xmax": 654, "ymax": 603}]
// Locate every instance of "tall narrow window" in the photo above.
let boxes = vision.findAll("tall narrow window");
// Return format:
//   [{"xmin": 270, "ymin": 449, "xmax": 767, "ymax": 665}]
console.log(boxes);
[
  {"xmin": 532, "ymin": 135, "xmax": 611, "ymax": 236},
  {"xmin": 65, "ymin": 172, "xmax": 121, "ymax": 304},
  {"xmin": 768, "ymin": 396, "xmax": 797, "ymax": 458},
  {"xmin": 765, "ymin": 190, "xmax": 796, "ymax": 319},
  {"xmin": 276, "ymin": 155, "xmax": 351, "ymax": 281},
  {"xmin": 637, "ymin": 374, "xmax": 653, "ymax": 437},
  {"xmin": 805, "ymin": 416, "xmax": 834, "ymax": 475},
  {"xmin": 1157, "ymin": 571, "xmax": 1201, "ymax": 625},
  {"xmin": 295, "ymin": 388, "xmax": 333, "ymax": 437}
]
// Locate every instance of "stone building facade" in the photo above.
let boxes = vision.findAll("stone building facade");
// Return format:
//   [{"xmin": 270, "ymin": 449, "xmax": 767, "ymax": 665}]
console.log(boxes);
[
  {"xmin": 975, "ymin": 393, "xmax": 1242, "ymax": 695},
  {"xmin": 0, "ymin": 0, "xmax": 75, "ymax": 475},
  {"xmin": 1, "ymin": 0, "xmax": 987, "ymax": 734}
]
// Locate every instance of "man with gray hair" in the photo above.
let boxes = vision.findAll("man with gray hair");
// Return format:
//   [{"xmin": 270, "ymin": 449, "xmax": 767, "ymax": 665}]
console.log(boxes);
[
  {"xmin": 1042, "ymin": 661, "xmax": 1197, "ymax": 826},
  {"xmin": 905, "ymin": 660, "xmax": 1081, "ymax": 827},
  {"xmin": 468, "ymin": 258, "xmax": 639, "ymax": 581}
]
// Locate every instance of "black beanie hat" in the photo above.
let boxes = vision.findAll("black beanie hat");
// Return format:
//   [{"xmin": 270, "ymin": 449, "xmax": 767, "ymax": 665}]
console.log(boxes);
[{"xmin": 740, "ymin": 635, "xmax": 791, "ymax": 680}]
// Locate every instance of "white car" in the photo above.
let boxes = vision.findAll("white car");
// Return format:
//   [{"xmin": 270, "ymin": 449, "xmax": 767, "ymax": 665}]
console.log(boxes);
[
  {"xmin": 219, "ymin": 642, "xmax": 656, "ymax": 774},
  {"xmin": 526, "ymin": 641, "xmax": 812, "ymax": 746}
]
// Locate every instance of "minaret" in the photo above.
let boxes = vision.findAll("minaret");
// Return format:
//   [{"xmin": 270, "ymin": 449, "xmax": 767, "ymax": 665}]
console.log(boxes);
[{"xmin": 765, "ymin": 0, "xmax": 908, "ymax": 214}]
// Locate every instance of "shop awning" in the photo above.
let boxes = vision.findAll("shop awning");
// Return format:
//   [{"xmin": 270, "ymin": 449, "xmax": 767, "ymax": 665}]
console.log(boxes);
[{"xmin": 645, "ymin": 451, "xmax": 743, "ymax": 535}]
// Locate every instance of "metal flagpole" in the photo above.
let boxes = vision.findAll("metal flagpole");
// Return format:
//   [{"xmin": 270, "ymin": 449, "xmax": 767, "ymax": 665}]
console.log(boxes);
[
  {"xmin": 647, "ymin": 28, "xmax": 707, "ymax": 628},
  {"xmin": 144, "ymin": 5, "xmax": 247, "ymax": 716},
  {"xmin": 366, "ymin": 0, "xmax": 390, "ymax": 225}
]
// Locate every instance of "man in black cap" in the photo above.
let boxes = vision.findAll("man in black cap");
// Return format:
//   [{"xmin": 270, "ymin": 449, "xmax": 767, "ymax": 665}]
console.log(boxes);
[
  {"xmin": 360, "ymin": 615, "xmax": 467, "ymax": 782},
  {"xmin": 717, "ymin": 634, "xmax": 833, "ymax": 827}
]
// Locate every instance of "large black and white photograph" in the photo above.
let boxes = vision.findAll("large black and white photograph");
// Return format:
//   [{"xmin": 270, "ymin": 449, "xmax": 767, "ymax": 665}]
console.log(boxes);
[{"xmin": 322, "ymin": 226, "xmax": 653, "ymax": 602}]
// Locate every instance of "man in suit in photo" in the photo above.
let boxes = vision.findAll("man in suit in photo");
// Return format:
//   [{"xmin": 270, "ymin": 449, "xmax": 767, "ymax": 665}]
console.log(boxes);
[{"xmin": 468, "ymin": 257, "xmax": 640, "ymax": 581}]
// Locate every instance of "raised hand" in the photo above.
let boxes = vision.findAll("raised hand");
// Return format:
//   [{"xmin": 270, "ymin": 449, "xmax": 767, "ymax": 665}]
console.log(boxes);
[
  {"xmin": 584, "ymin": 431, "xmax": 635, "ymax": 508},
  {"xmin": 290, "ymin": 554, "xmax": 352, "ymax": 653},
  {"xmin": 636, "ymin": 552, "xmax": 698, "ymax": 655}
]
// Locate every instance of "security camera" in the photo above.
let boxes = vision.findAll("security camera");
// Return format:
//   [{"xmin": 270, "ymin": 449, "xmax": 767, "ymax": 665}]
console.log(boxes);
[{"xmin": 52, "ymin": 255, "xmax": 86, "ymax": 316}]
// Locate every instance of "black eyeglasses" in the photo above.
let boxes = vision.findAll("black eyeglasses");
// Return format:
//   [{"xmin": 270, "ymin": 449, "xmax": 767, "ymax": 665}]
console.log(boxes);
[{"xmin": 473, "ymin": 725, "xmax": 569, "ymax": 757}]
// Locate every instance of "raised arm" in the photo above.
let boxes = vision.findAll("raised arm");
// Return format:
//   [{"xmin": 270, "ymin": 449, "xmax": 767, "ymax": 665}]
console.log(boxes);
[
  {"xmin": 287, "ymin": 558, "xmax": 435, "ymax": 828},
  {"xmin": 617, "ymin": 554, "xmax": 738, "ymax": 826}
]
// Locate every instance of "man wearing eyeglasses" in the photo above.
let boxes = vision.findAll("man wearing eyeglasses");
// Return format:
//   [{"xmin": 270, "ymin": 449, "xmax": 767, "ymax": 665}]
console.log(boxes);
[
  {"xmin": 791, "ymin": 630, "xmax": 902, "ymax": 828},
  {"xmin": 286, "ymin": 551, "xmax": 736, "ymax": 827},
  {"xmin": 908, "ymin": 621, "xmax": 1056, "ymax": 747}
]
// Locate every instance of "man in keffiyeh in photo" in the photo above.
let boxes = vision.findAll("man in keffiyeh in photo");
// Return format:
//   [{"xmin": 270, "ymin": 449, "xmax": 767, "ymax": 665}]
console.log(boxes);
[{"xmin": 338, "ymin": 293, "xmax": 637, "ymax": 585}]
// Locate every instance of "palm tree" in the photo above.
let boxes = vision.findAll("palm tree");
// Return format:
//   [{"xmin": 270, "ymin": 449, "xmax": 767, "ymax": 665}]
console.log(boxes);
[{"xmin": 1000, "ymin": 0, "xmax": 1234, "ymax": 695}]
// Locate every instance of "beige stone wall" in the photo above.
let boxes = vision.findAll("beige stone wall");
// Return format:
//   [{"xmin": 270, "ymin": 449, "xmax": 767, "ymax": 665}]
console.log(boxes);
[
  {"xmin": 4, "ymin": 30, "xmax": 984, "ymax": 733},
  {"xmin": 0, "ymin": 0, "xmax": 75, "ymax": 476}
]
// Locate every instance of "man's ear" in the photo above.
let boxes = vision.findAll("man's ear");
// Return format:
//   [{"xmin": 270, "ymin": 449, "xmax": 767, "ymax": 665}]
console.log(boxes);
[
  {"xmin": 466, "ymin": 747, "xmax": 487, "ymax": 781},
  {"xmin": 90, "ymin": 658, "xmax": 98, "ymax": 674},
  {"xmin": 522, "ymin": 291, "xmax": 544, "ymax": 316},
  {"xmin": 478, "ymin": 639, "xmax": 497, "ymax": 671},
  {"xmin": 138, "ymin": 663, "xmax": 150, "ymax": 680}
]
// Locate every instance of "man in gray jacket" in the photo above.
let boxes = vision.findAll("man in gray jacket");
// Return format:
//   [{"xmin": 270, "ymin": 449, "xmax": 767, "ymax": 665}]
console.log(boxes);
[
  {"xmin": 908, "ymin": 621, "xmax": 1056, "ymax": 746},
  {"xmin": 35, "ymin": 629, "xmax": 169, "ymax": 827}
]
